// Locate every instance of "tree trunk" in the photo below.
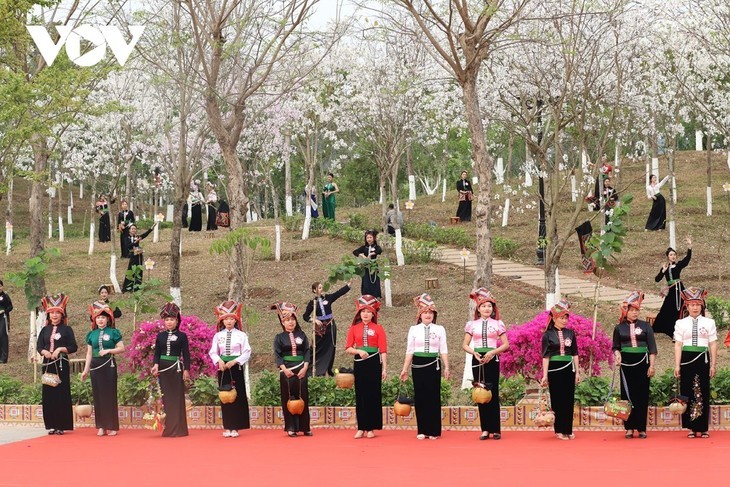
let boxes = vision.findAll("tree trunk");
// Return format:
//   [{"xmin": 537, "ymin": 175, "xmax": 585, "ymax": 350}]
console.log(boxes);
[
  {"xmin": 706, "ymin": 133, "xmax": 712, "ymax": 216},
  {"xmin": 461, "ymin": 76, "xmax": 493, "ymax": 289},
  {"xmin": 406, "ymin": 144, "xmax": 416, "ymax": 201},
  {"xmin": 389, "ymin": 165, "xmax": 404, "ymax": 266},
  {"xmin": 5, "ymin": 176, "xmax": 14, "ymax": 255},
  {"xmin": 222, "ymin": 145, "xmax": 249, "ymax": 302},
  {"xmin": 668, "ymin": 135, "xmax": 677, "ymax": 250},
  {"xmin": 268, "ymin": 172, "xmax": 282, "ymax": 262},
  {"xmin": 29, "ymin": 134, "xmax": 48, "ymax": 297},
  {"xmin": 285, "ymin": 135, "xmax": 293, "ymax": 216}
]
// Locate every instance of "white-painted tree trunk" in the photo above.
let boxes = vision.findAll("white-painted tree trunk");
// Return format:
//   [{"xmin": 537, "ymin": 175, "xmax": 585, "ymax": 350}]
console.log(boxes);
[
  {"xmin": 645, "ymin": 161, "xmax": 650, "ymax": 186},
  {"xmin": 165, "ymin": 204, "xmax": 173, "ymax": 222},
  {"xmin": 28, "ymin": 310, "xmax": 43, "ymax": 363},
  {"xmin": 581, "ymin": 149, "xmax": 589, "ymax": 173},
  {"xmin": 69, "ymin": 190, "xmax": 74, "ymax": 209},
  {"xmin": 706, "ymin": 187, "xmax": 712, "ymax": 216},
  {"xmin": 501, "ymin": 198, "xmax": 510, "ymax": 227},
  {"xmin": 651, "ymin": 157, "xmax": 659, "ymax": 179},
  {"xmin": 301, "ymin": 205, "xmax": 312, "ymax": 240},
  {"xmin": 275, "ymin": 224, "xmax": 281, "ymax": 261},
  {"xmin": 669, "ymin": 220, "xmax": 676, "ymax": 250},
  {"xmin": 285, "ymin": 196, "xmax": 293, "ymax": 217},
  {"xmin": 614, "ymin": 144, "xmax": 620, "ymax": 167},
  {"xmin": 408, "ymin": 175, "xmax": 417, "ymax": 201},
  {"xmin": 67, "ymin": 206, "xmax": 72, "ymax": 224},
  {"xmin": 695, "ymin": 130, "xmax": 703, "ymax": 151},
  {"xmin": 394, "ymin": 228, "xmax": 405, "ymax": 266},
  {"xmin": 244, "ymin": 363, "xmax": 251, "ymax": 400},
  {"xmin": 571, "ymin": 175, "xmax": 577, "ymax": 202},
  {"xmin": 727, "ymin": 150, "xmax": 730, "ymax": 170},
  {"xmin": 129, "ymin": 200, "xmax": 134, "ymax": 212},
  {"xmin": 555, "ymin": 268, "xmax": 561, "ymax": 303},
  {"xmin": 170, "ymin": 287, "xmax": 182, "ymax": 307},
  {"xmin": 672, "ymin": 176, "xmax": 677, "ymax": 204},
  {"xmin": 57, "ymin": 216, "xmax": 64, "ymax": 242},
  {"xmin": 48, "ymin": 215, "xmax": 53, "ymax": 239},
  {"xmin": 88, "ymin": 222, "xmax": 95, "ymax": 255},
  {"xmin": 545, "ymin": 292, "xmax": 556, "ymax": 311},
  {"xmin": 384, "ymin": 278, "xmax": 392, "ymax": 307},
  {"xmin": 441, "ymin": 179, "xmax": 447, "ymax": 202},
  {"xmin": 379, "ymin": 186, "xmax": 384, "ymax": 204},
  {"xmin": 153, "ymin": 224, "xmax": 160, "ymax": 243},
  {"xmin": 5, "ymin": 223, "xmax": 12, "ymax": 255},
  {"xmin": 110, "ymin": 254, "xmax": 121, "ymax": 293},
  {"xmin": 524, "ymin": 165, "xmax": 533, "ymax": 187},
  {"xmin": 495, "ymin": 157, "xmax": 504, "ymax": 184},
  {"xmin": 79, "ymin": 183, "xmax": 84, "ymax": 200}
]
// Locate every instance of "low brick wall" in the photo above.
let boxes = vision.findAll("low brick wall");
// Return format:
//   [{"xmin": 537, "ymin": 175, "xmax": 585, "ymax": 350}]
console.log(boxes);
[{"xmin": 2, "ymin": 405, "xmax": 730, "ymax": 430}]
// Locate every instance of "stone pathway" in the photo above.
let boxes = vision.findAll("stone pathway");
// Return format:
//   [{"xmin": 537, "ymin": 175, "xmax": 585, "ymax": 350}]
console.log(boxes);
[{"xmin": 438, "ymin": 247, "xmax": 664, "ymax": 310}]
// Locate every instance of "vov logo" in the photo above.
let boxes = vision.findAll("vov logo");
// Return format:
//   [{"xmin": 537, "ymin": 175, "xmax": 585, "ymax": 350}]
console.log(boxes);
[{"xmin": 26, "ymin": 25, "xmax": 145, "ymax": 67}]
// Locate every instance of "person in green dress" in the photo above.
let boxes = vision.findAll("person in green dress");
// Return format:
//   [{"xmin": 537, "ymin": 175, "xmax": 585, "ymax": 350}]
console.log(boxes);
[{"xmin": 322, "ymin": 173, "xmax": 339, "ymax": 220}]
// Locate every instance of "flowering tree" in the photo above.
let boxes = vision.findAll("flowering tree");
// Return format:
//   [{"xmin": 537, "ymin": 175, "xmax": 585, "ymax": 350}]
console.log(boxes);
[
  {"xmin": 499, "ymin": 311, "xmax": 613, "ymax": 382},
  {"xmin": 123, "ymin": 315, "xmax": 217, "ymax": 380}
]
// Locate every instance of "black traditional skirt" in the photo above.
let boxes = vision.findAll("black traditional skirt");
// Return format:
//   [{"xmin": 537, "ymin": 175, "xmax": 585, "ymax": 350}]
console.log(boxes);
[
  {"xmin": 279, "ymin": 360, "xmax": 310, "ymax": 433},
  {"xmin": 680, "ymin": 348, "xmax": 710, "ymax": 433},
  {"xmin": 312, "ymin": 320, "xmax": 337, "ymax": 377},
  {"xmin": 218, "ymin": 359, "xmax": 250, "ymax": 430},
  {"xmin": 354, "ymin": 349, "xmax": 382, "ymax": 431},
  {"xmin": 99, "ymin": 213, "xmax": 111, "ymax": 242},
  {"xmin": 620, "ymin": 349, "xmax": 650, "ymax": 431},
  {"xmin": 645, "ymin": 193, "xmax": 667, "ymax": 230},
  {"xmin": 473, "ymin": 354, "xmax": 501, "ymax": 434},
  {"xmin": 90, "ymin": 356, "xmax": 119, "ymax": 431},
  {"xmin": 652, "ymin": 281, "xmax": 685, "ymax": 338},
  {"xmin": 189, "ymin": 204, "xmax": 202, "ymax": 231},
  {"xmin": 456, "ymin": 199, "xmax": 472, "ymax": 222},
  {"xmin": 158, "ymin": 358, "xmax": 188, "ymax": 437},
  {"xmin": 42, "ymin": 356, "xmax": 74, "ymax": 431},
  {"xmin": 547, "ymin": 356, "xmax": 575, "ymax": 435},
  {"xmin": 412, "ymin": 354, "xmax": 442, "ymax": 437},
  {"xmin": 206, "ymin": 205, "xmax": 218, "ymax": 231},
  {"xmin": 360, "ymin": 269, "xmax": 381, "ymax": 298}
]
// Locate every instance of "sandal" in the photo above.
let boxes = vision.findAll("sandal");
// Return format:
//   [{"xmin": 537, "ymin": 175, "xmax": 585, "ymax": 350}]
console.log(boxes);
[
  {"xmin": 625, "ymin": 430, "xmax": 634, "ymax": 439},
  {"xmin": 556, "ymin": 434, "xmax": 569, "ymax": 441},
  {"xmin": 55, "ymin": 430, "xmax": 64, "ymax": 435},
  {"xmin": 479, "ymin": 433, "xmax": 489, "ymax": 441},
  {"xmin": 492, "ymin": 433, "xmax": 501, "ymax": 440},
  {"xmin": 700, "ymin": 432, "xmax": 710, "ymax": 438},
  {"xmin": 107, "ymin": 430, "xmax": 118, "ymax": 437},
  {"xmin": 638, "ymin": 432, "xmax": 647, "ymax": 439},
  {"xmin": 287, "ymin": 431, "xmax": 297, "ymax": 438},
  {"xmin": 687, "ymin": 432, "xmax": 696, "ymax": 438},
  {"xmin": 97, "ymin": 428, "xmax": 106, "ymax": 437},
  {"xmin": 416, "ymin": 434, "xmax": 426, "ymax": 440},
  {"xmin": 366, "ymin": 431, "xmax": 375, "ymax": 439},
  {"xmin": 48, "ymin": 429, "xmax": 56, "ymax": 435},
  {"xmin": 354, "ymin": 430, "xmax": 364, "ymax": 439}
]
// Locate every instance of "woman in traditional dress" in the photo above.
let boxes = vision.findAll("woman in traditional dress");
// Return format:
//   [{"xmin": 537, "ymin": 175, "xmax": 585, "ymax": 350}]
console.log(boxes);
[
  {"xmin": 272, "ymin": 301, "xmax": 312, "ymax": 437},
  {"xmin": 455, "ymin": 170, "xmax": 473, "ymax": 222},
  {"xmin": 209, "ymin": 300, "xmax": 251, "ymax": 438},
  {"xmin": 188, "ymin": 183, "xmax": 204, "ymax": 232},
  {"xmin": 121, "ymin": 223, "xmax": 156, "ymax": 293},
  {"xmin": 540, "ymin": 299, "xmax": 580, "ymax": 440},
  {"xmin": 645, "ymin": 174, "xmax": 671, "ymax": 231},
  {"xmin": 116, "ymin": 200, "xmax": 135, "ymax": 258},
  {"xmin": 612, "ymin": 291, "xmax": 657, "ymax": 439},
  {"xmin": 37, "ymin": 294, "xmax": 78, "ymax": 435},
  {"xmin": 0, "ymin": 279, "xmax": 13, "ymax": 364},
  {"xmin": 96, "ymin": 194, "xmax": 112, "ymax": 242},
  {"xmin": 652, "ymin": 236, "xmax": 692, "ymax": 338},
  {"xmin": 96, "ymin": 285, "xmax": 122, "ymax": 320},
  {"xmin": 352, "ymin": 230, "xmax": 382, "ymax": 298},
  {"xmin": 206, "ymin": 182, "xmax": 218, "ymax": 231},
  {"xmin": 345, "ymin": 295, "xmax": 388, "ymax": 439},
  {"xmin": 303, "ymin": 280, "xmax": 351, "ymax": 376},
  {"xmin": 322, "ymin": 173, "xmax": 339, "ymax": 220},
  {"xmin": 151, "ymin": 303, "xmax": 190, "ymax": 437},
  {"xmin": 81, "ymin": 303, "xmax": 124, "ymax": 436},
  {"xmin": 400, "ymin": 294, "xmax": 450, "ymax": 440},
  {"xmin": 673, "ymin": 287, "xmax": 718, "ymax": 438},
  {"xmin": 462, "ymin": 288, "xmax": 509, "ymax": 440}
]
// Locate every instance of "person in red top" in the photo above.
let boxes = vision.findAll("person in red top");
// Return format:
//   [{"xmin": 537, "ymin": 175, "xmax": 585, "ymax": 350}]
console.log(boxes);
[{"xmin": 345, "ymin": 295, "xmax": 388, "ymax": 439}]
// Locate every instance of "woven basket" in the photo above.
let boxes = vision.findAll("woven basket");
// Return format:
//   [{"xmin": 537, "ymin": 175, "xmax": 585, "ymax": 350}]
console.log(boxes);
[{"xmin": 335, "ymin": 373, "xmax": 355, "ymax": 389}]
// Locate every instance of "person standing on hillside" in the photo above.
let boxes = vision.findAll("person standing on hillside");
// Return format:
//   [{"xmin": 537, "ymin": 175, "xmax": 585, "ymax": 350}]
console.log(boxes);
[
  {"xmin": 652, "ymin": 236, "xmax": 692, "ymax": 338},
  {"xmin": 0, "ymin": 280, "xmax": 13, "ymax": 363},
  {"xmin": 117, "ymin": 200, "xmax": 136, "ymax": 258},
  {"xmin": 96, "ymin": 194, "xmax": 112, "ymax": 242},
  {"xmin": 455, "ymin": 170, "xmax": 473, "ymax": 222},
  {"xmin": 353, "ymin": 230, "xmax": 383, "ymax": 298},
  {"xmin": 188, "ymin": 183, "xmax": 204, "ymax": 232},
  {"xmin": 206, "ymin": 182, "xmax": 218, "ymax": 231},
  {"xmin": 303, "ymin": 280, "xmax": 351, "ymax": 376},
  {"xmin": 322, "ymin": 173, "xmax": 339, "ymax": 220},
  {"xmin": 645, "ymin": 174, "xmax": 671, "ymax": 231}
]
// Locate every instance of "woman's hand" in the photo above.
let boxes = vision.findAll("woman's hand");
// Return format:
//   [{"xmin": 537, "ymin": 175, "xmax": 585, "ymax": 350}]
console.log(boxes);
[
  {"xmin": 647, "ymin": 365, "xmax": 655, "ymax": 378},
  {"xmin": 685, "ymin": 235, "xmax": 692, "ymax": 248},
  {"xmin": 614, "ymin": 352, "xmax": 621, "ymax": 367},
  {"xmin": 710, "ymin": 365, "xmax": 716, "ymax": 379},
  {"xmin": 42, "ymin": 350, "xmax": 52, "ymax": 359},
  {"xmin": 661, "ymin": 263, "xmax": 669, "ymax": 273},
  {"xmin": 575, "ymin": 373, "xmax": 581, "ymax": 385},
  {"xmin": 297, "ymin": 367, "xmax": 307, "ymax": 379},
  {"xmin": 51, "ymin": 350, "xmax": 61, "ymax": 360},
  {"xmin": 283, "ymin": 368, "xmax": 294, "ymax": 378},
  {"xmin": 483, "ymin": 351, "xmax": 495, "ymax": 363},
  {"xmin": 444, "ymin": 368, "xmax": 450, "ymax": 380},
  {"xmin": 540, "ymin": 376, "xmax": 548, "ymax": 388},
  {"xmin": 218, "ymin": 359, "xmax": 226, "ymax": 371},
  {"xmin": 99, "ymin": 349, "xmax": 108, "ymax": 357},
  {"xmin": 182, "ymin": 370, "xmax": 190, "ymax": 382},
  {"xmin": 226, "ymin": 361, "xmax": 238, "ymax": 370},
  {"xmin": 358, "ymin": 350, "xmax": 369, "ymax": 359},
  {"xmin": 399, "ymin": 370, "xmax": 408, "ymax": 381},
  {"xmin": 151, "ymin": 364, "xmax": 159, "ymax": 377},
  {"xmin": 673, "ymin": 366, "xmax": 680, "ymax": 378},
  {"xmin": 81, "ymin": 370, "xmax": 89, "ymax": 381},
  {"xmin": 381, "ymin": 369, "xmax": 387, "ymax": 380}
]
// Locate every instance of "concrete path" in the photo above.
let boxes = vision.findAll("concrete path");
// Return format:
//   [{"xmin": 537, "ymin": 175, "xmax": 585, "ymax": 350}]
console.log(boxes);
[
  {"xmin": 0, "ymin": 426, "xmax": 45, "ymax": 445},
  {"xmin": 438, "ymin": 247, "xmax": 664, "ymax": 310}
]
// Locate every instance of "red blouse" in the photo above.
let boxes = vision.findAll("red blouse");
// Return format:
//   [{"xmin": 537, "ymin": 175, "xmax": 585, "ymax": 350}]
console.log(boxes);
[{"xmin": 345, "ymin": 322, "xmax": 388, "ymax": 353}]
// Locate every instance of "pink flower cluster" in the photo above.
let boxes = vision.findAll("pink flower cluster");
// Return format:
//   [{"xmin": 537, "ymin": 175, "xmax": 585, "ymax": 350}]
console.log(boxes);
[
  {"xmin": 499, "ymin": 310, "xmax": 613, "ymax": 381},
  {"xmin": 122, "ymin": 315, "xmax": 217, "ymax": 380}
]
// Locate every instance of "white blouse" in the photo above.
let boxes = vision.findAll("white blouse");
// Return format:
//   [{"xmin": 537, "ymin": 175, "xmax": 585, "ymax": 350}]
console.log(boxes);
[
  {"xmin": 646, "ymin": 175, "xmax": 670, "ymax": 199},
  {"xmin": 406, "ymin": 323, "xmax": 448, "ymax": 354},
  {"xmin": 209, "ymin": 328, "xmax": 252, "ymax": 365},
  {"xmin": 673, "ymin": 315, "xmax": 717, "ymax": 347}
]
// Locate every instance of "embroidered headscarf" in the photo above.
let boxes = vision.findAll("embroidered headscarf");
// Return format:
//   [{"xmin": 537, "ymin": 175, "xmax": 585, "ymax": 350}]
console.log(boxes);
[
  {"xmin": 89, "ymin": 302, "xmax": 115, "ymax": 329},
  {"xmin": 270, "ymin": 301, "xmax": 300, "ymax": 330},
  {"xmin": 680, "ymin": 287, "xmax": 707, "ymax": 317},
  {"xmin": 214, "ymin": 300, "xmax": 242, "ymax": 331},
  {"xmin": 618, "ymin": 290, "xmax": 644, "ymax": 323},
  {"xmin": 160, "ymin": 302, "xmax": 181, "ymax": 327},
  {"xmin": 42, "ymin": 293, "xmax": 69, "ymax": 326},
  {"xmin": 351, "ymin": 295, "xmax": 380, "ymax": 326},
  {"xmin": 469, "ymin": 288, "xmax": 499, "ymax": 320},
  {"xmin": 546, "ymin": 299, "xmax": 571, "ymax": 330},
  {"xmin": 413, "ymin": 293, "xmax": 438, "ymax": 323}
]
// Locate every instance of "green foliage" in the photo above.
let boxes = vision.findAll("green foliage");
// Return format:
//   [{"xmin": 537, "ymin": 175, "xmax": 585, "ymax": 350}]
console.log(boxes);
[
  {"xmin": 209, "ymin": 227, "xmax": 272, "ymax": 258},
  {"xmin": 4, "ymin": 248, "xmax": 61, "ymax": 310},
  {"xmin": 71, "ymin": 373, "xmax": 94, "ymax": 404},
  {"xmin": 493, "ymin": 236, "xmax": 520, "ymax": 258},
  {"xmin": 402, "ymin": 221, "xmax": 473, "ymax": 247},
  {"xmin": 0, "ymin": 376, "xmax": 23, "ymax": 403},
  {"xmin": 574, "ymin": 376, "xmax": 610, "ymax": 406},
  {"xmin": 402, "ymin": 240, "xmax": 441, "ymax": 264},
  {"xmin": 324, "ymin": 254, "xmax": 391, "ymax": 292},
  {"xmin": 188, "ymin": 375, "xmax": 219, "ymax": 406},
  {"xmin": 711, "ymin": 369, "xmax": 730, "ymax": 405},
  {"xmin": 308, "ymin": 377, "xmax": 356, "ymax": 406},
  {"xmin": 282, "ymin": 214, "xmax": 304, "ymax": 232},
  {"xmin": 19, "ymin": 382, "xmax": 42, "ymax": 404},
  {"xmin": 706, "ymin": 296, "xmax": 730, "ymax": 330},
  {"xmin": 114, "ymin": 265, "xmax": 172, "ymax": 322},
  {"xmin": 499, "ymin": 375, "xmax": 527, "ymax": 405},
  {"xmin": 649, "ymin": 368, "xmax": 677, "ymax": 406},
  {"xmin": 587, "ymin": 194, "xmax": 633, "ymax": 270},
  {"xmin": 252, "ymin": 370, "xmax": 281, "ymax": 406},
  {"xmin": 135, "ymin": 218, "xmax": 173, "ymax": 230},
  {"xmin": 348, "ymin": 213, "xmax": 367, "ymax": 229},
  {"xmin": 117, "ymin": 373, "xmax": 153, "ymax": 407}
]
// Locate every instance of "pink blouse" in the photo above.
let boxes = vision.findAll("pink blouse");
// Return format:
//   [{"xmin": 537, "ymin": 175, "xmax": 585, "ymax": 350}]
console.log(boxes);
[
  {"xmin": 464, "ymin": 318, "xmax": 506, "ymax": 349},
  {"xmin": 406, "ymin": 323, "xmax": 448, "ymax": 354}
]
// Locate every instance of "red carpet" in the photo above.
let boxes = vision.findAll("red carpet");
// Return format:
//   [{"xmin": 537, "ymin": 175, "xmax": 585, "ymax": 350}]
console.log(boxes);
[{"xmin": 1, "ymin": 429, "xmax": 727, "ymax": 486}]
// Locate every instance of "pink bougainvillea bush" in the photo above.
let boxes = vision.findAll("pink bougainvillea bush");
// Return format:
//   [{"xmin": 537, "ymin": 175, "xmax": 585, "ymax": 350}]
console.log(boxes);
[
  {"xmin": 123, "ymin": 315, "xmax": 217, "ymax": 380},
  {"xmin": 499, "ymin": 310, "xmax": 613, "ymax": 381}
]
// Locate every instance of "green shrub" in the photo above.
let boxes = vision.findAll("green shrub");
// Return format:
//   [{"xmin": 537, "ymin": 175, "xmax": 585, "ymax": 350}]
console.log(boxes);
[
  {"xmin": 282, "ymin": 214, "xmax": 304, "ymax": 232},
  {"xmin": 711, "ymin": 368, "xmax": 730, "ymax": 405},
  {"xmin": 308, "ymin": 377, "xmax": 356, "ymax": 406},
  {"xmin": 135, "ymin": 218, "xmax": 173, "ymax": 230},
  {"xmin": 499, "ymin": 375, "xmax": 526, "ymax": 405},
  {"xmin": 649, "ymin": 368, "xmax": 676, "ymax": 406},
  {"xmin": 402, "ymin": 221, "xmax": 473, "ymax": 247},
  {"xmin": 348, "ymin": 213, "xmax": 367, "ymax": 229},
  {"xmin": 574, "ymin": 376, "xmax": 610, "ymax": 406},
  {"xmin": 493, "ymin": 236, "xmax": 520, "ymax": 258},
  {"xmin": 71, "ymin": 374, "xmax": 94, "ymax": 404},
  {"xmin": 0, "ymin": 376, "xmax": 24, "ymax": 403},
  {"xmin": 402, "ymin": 240, "xmax": 441, "ymax": 264},
  {"xmin": 118, "ymin": 373, "xmax": 153, "ymax": 407},
  {"xmin": 252, "ymin": 370, "xmax": 280, "ymax": 406},
  {"xmin": 19, "ymin": 382, "xmax": 42, "ymax": 404},
  {"xmin": 189, "ymin": 375, "xmax": 219, "ymax": 406},
  {"xmin": 706, "ymin": 296, "xmax": 730, "ymax": 330}
]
